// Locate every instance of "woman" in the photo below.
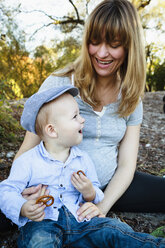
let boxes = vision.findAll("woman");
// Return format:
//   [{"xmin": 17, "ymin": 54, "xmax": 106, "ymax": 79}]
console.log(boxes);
[{"xmin": 1, "ymin": 0, "xmax": 164, "ymax": 232}]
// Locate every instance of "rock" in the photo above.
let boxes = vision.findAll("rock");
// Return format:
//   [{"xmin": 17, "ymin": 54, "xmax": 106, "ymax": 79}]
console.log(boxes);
[
  {"xmin": 0, "ymin": 163, "xmax": 9, "ymax": 169},
  {"xmin": 0, "ymin": 152, "xmax": 6, "ymax": 158},
  {"xmin": 6, "ymin": 151, "xmax": 15, "ymax": 158}
]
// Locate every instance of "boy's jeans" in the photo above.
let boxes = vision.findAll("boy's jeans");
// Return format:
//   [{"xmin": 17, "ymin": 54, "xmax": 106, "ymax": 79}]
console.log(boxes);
[{"xmin": 18, "ymin": 206, "xmax": 164, "ymax": 248}]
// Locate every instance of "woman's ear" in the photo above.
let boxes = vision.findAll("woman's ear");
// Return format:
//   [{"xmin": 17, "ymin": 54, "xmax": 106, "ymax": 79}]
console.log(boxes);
[{"xmin": 44, "ymin": 124, "xmax": 58, "ymax": 138}]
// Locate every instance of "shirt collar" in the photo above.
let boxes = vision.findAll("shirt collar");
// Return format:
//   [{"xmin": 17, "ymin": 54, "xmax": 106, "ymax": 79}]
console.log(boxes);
[{"xmin": 38, "ymin": 141, "xmax": 83, "ymax": 163}]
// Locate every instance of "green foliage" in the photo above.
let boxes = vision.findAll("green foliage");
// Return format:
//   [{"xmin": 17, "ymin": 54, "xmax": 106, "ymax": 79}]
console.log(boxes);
[
  {"xmin": 0, "ymin": 39, "xmax": 56, "ymax": 99},
  {"xmin": 152, "ymin": 62, "xmax": 165, "ymax": 91},
  {"xmin": 0, "ymin": 104, "xmax": 23, "ymax": 142},
  {"xmin": 146, "ymin": 61, "xmax": 165, "ymax": 91},
  {"xmin": 53, "ymin": 37, "xmax": 81, "ymax": 70},
  {"xmin": 151, "ymin": 226, "xmax": 165, "ymax": 238},
  {"xmin": 0, "ymin": 80, "xmax": 13, "ymax": 100}
]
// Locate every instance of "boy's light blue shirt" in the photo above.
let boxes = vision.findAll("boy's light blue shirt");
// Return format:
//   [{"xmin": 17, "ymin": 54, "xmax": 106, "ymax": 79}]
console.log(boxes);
[{"xmin": 0, "ymin": 142, "xmax": 104, "ymax": 228}]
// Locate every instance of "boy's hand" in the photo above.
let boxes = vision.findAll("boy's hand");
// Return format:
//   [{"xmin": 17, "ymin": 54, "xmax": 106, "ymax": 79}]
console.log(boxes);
[
  {"xmin": 21, "ymin": 200, "xmax": 46, "ymax": 222},
  {"xmin": 22, "ymin": 184, "xmax": 49, "ymax": 201},
  {"xmin": 71, "ymin": 172, "xmax": 96, "ymax": 202},
  {"xmin": 77, "ymin": 202, "xmax": 105, "ymax": 221}
]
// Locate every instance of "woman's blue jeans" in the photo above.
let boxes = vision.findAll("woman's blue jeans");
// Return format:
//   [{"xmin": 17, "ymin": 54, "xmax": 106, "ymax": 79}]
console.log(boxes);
[{"xmin": 17, "ymin": 206, "xmax": 165, "ymax": 248}]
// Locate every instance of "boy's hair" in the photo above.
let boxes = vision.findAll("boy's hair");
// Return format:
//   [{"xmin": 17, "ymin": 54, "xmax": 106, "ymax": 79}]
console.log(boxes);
[
  {"xmin": 21, "ymin": 84, "xmax": 78, "ymax": 134},
  {"xmin": 35, "ymin": 100, "xmax": 54, "ymax": 138},
  {"xmin": 35, "ymin": 92, "xmax": 70, "ymax": 138}
]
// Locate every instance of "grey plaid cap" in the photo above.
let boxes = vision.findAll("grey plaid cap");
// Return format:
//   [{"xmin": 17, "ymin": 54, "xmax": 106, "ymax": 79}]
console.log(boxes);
[{"xmin": 21, "ymin": 85, "xmax": 79, "ymax": 134}]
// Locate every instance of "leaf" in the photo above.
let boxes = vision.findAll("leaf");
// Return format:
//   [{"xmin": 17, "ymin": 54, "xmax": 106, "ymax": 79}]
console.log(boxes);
[{"xmin": 151, "ymin": 226, "xmax": 165, "ymax": 238}]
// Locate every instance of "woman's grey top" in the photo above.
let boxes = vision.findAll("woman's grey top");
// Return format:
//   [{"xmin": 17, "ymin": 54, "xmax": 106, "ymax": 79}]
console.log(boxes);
[{"xmin": 39, "ymin": 75, "xmax": 143, "ymax": 188}]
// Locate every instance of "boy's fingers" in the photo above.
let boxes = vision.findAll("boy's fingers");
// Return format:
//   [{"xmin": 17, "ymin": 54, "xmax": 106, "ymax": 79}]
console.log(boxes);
[
  {"xmin": 22, "ymin": 184, "xmax": 41, "ymax": 197},
  {"xmin": 22, "ymin": 184, "xmax": 49, "ymax": 201},
  {"xmin": 71, "ymin": 176, "xmax": 82, "ymax": 188},
  {"xmin": 30, "ymin": 211, "xmax": 45, "ymax": 221},
  {"xmin": 76, "ymin": 173, "xmax": 87, "ymax": 182},
  {"xmin": 31, "ymin": 210, "xmax": 45, "ymax": 220},
  {"xmin": 22, "ymin": 185, "xmax": 43, "ymax": 200},
  {"xmin": 78, "ymin": 174, "xmax": 88, "ymax": 182},
  {"xmin": 45, "ymin": 188, "xmax": 49, "ymax": 195},
  {"xmin": 71, "ymin": 179, "xmax": 81, "ymax": 188},
  {"xmin": 33, "ymin": 212, "xmax": 45, "ymax": 222},
  {"xmin": 27, "ymin": 200, "xmax": 45, "ymax": 212},
  {"xmin": 72, "ymin": 172, "xmax": 86, "ymax": 182},
  {"xmin": 72, "ymin": 173, "xmax": 80, "ymax": 182},
  {"xmin": 27, "ymin": 185, "xmax": 48, "ymax": 201},
  {"xmin": 40, "ymin": 185, "xmax": 48, "ymax": 196},
  {"xmin": 29, "ymin": 204, "xmax": 46, "ymax": 217}
]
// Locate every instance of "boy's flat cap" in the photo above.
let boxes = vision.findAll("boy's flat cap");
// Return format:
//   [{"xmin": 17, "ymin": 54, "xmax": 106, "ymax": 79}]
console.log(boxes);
[{"xmin": 21, "ymin": 84, "xmax": 78, "ymax": 134}]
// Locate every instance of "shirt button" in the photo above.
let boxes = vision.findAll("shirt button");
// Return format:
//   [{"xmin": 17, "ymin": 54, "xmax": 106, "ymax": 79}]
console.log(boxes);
[
  {"xmin": 60, "ymin": 184, "xmax": 63, "ymax": 187},
  {"xmin": 60, "ymin": 194, "xmax": 62, "ymax": 199}
]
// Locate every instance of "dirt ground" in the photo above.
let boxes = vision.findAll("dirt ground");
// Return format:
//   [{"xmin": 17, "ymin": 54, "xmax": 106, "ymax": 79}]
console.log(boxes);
[{"xmin": 0, "ymin": 91, "xmax": 165, "ymax": 247}]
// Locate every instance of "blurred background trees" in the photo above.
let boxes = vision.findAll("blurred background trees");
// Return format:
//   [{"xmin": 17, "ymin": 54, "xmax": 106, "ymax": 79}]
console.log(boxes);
[{"xmin": 0, "ymin": 0, "xmax": 165, "ymax": 101}]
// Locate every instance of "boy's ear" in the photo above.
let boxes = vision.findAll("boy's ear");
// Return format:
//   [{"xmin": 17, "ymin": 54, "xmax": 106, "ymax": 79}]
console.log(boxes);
[{"xmin": 44, "ymin": 124, "xmax": 58, "ymax": 138}]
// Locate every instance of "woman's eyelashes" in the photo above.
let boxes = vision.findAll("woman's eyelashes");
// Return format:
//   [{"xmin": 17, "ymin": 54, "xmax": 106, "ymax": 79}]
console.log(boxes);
[
  {"xmin": 89, "ymin": 39, "xmax": 122, "ymax": 49},
  {"xmin": 110, "ymin": 42, "xmax": 122, "ymax": 48},
  {"xmin": 89, "ymin": 39, "xmax": 100, "ymax": 45}
]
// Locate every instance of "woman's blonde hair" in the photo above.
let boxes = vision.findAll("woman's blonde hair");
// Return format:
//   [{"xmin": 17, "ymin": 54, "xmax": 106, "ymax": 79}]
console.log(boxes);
[{"xmin": 53, "ymin": 0, "xmax": 146, "ymax": 117}]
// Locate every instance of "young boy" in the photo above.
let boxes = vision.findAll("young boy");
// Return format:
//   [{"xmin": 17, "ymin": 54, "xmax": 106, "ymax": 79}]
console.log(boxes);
[{"xmin": 0, "ymin": 84, "xmax": 164, "ymax": 248}]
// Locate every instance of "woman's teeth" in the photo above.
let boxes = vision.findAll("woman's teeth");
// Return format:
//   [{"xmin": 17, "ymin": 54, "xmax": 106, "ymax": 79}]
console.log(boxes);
[{"xmin": 96, "ymin": 58, "xmax": 113, "ymax": 64}]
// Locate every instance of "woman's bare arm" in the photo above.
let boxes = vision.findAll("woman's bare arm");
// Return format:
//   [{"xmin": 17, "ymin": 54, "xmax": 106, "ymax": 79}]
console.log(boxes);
[
  {"xmin": 76, "ymin": 125, "xmax": 141, "ymax": 220},
  {"xmin": 96, "ymin": 124, "xmax": 141, "ymax": 215},
  {"xmin": 14, "ymin": 131, "xmax": 41, "ymax": 160}
]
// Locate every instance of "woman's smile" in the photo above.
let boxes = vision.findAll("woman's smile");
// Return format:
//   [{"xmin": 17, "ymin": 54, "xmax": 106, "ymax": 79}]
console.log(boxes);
[{"xmin": 96, "ymin": 57, "xmax": 113, "ymax": 65}]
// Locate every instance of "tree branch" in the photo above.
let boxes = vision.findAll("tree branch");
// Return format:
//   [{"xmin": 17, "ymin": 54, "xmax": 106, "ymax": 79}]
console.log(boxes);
[
  {"xmin": 137, "ymin": 0, "xmax": 151, "ymax": 10},
  {"xmin": 21, "ymin": 9, "xmax": 84, "ymax": 28},
  {"xmin": 68, "ymin": 0, "xmax": 81, "ymax": 20}
]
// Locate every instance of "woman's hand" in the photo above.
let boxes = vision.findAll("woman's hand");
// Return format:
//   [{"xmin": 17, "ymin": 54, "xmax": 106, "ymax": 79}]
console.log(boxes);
[
  {"xmin": 21, "ymin": 200, "xmax": 46, "ymax": 222},
  {"xmin": 77, "ymin": 202, "xmax": 105, "ymax": 221},
  {"xmin": 22, "ymin": 184, "xmax": 49, "ymax": 201}
]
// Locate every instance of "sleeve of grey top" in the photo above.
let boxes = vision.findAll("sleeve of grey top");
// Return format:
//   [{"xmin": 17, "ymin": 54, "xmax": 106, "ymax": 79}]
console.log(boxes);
[
  {"xmin": 126, "ymin": 100, "xmax": 143, "ymax": 126},
  {"xmin": 39, "ymin": 75, "xmax": 71, "ymax": 93}
]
